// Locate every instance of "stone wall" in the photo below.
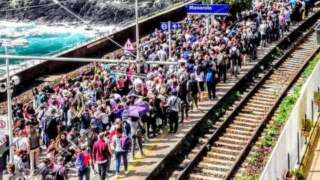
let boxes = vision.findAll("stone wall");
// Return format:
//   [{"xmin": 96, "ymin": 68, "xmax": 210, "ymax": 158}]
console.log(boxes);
[{"xmin": 0, "ymin": 0, "xmax": 187, "ymax": 24}]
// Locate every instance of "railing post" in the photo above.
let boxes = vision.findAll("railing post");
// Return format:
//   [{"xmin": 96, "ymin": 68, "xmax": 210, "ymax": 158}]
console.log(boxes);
[
  {"xmin": 297, "ymin": 132, "xmax": 300, "ymax": 164},
  {"xmin": 305, "ymin": 113, "xmax": 308, "ymax": 144},
  {"xmin": 288, "ymin": 153, "xmax": 291, "ymax": 170},
  {"xmin": 311, "ymin": 100, "xmax": 314, "ymax": 124}
]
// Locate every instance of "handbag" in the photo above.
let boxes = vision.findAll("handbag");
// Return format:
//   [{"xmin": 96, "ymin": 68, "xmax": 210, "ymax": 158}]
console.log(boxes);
[
  {"xmin": 136, "ymin": 124, "xmax": 146, "ymax": 137},
  {"xmin": 156, "ymin": 118, "xmax": 162, "ymax": 126}
]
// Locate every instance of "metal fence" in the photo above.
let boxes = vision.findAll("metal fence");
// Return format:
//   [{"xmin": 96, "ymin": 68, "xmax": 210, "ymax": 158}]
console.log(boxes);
[{"xmin": 260, "ymin": 62, "xmax": 320, "ymax": 180}]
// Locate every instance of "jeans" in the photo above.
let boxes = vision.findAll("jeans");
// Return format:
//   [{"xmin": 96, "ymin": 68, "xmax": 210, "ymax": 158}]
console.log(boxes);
[
  {"xmin": 30, "ymin": 147, "xmax": 40, "ymax": 175},
  {"xmin": 132, "ymin": 135, "xmax": 143, "ymax": 158},
  {"xmin": 250, "ymin": 46, "xmax": 257, "ymax": 60},
  {"xmin": 169, "ymin": 111, "xmax": 179, "ymax": 133},
  {"xmin": 97, "ymin": 161, "xmax": 108, "ymax": 180},
  {"xmin": 115, "ymin": 151, "xmax": 128, "ymax": 174},
  {"xmin": 207, "ymin": 82, "xmax": 216, "ymax": 99},
  {"xmin": 147, "ymin": 117, "xmax": 157, "ymax": 137},
  {"xmin": 190, "ymin": 93, "xmax": 198, "ymax": 110},
  {"xmin": 180, "ymin": 101, "xmax": 189, "ymax": 123},
  {"xmin": 218, "ymin": 65, "xmax": 227, "ymax": 82},
  {"xmin": 78, "ymin": 167, "xmax": 90, "ymax": 180}
]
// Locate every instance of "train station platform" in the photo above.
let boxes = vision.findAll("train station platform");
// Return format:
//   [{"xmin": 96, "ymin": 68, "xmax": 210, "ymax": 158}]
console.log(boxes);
[
  {"xmin": 110, "ymin": 13, "xmax": 320, "ymax": 178},
  {"xmin": 95, "ymin": 41, "xmax": 281, "ymax": 180},
  {"xmin": 85, "ymin": 20, "xmax": 316, "ymax": 179},
  {"xmin": 5, "ymin": 9, "xmax": 320, "ymax": 180}
]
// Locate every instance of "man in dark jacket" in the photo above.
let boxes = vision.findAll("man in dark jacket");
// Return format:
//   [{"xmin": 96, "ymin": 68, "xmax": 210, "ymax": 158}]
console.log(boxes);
[
  {"xmin": 205, "ymin": 64, "xmax": 217, "ymax": 100},
  {"xmin": 178, "ymin": 76, "xmax": 189, "ymax": 123},
  {"xmin": 187, "ymin": 74, "xmax": 200, "ymax": 111}
]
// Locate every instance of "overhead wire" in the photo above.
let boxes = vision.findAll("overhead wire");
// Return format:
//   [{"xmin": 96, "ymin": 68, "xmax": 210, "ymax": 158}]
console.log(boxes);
[{"xmin": 52, "ymin": 0, "xmax": 137, "ymax": 58}]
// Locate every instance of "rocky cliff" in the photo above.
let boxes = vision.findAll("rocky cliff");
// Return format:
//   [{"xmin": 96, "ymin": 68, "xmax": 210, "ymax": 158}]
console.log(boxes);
[{"xmin": 0, "ymin": 0, "xmax": 186, "ymax": 25}]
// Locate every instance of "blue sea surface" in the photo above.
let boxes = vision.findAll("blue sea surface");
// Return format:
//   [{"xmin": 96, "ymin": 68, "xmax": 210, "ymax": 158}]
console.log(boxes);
[{"xmin": 0, "ymin": 21, "xmax": 95, "ymax": 64}]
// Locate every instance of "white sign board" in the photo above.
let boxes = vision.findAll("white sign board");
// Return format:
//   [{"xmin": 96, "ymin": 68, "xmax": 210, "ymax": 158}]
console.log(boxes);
[{"xmin": 0, "ymin": 115, "xmax": 8, "ymax": 135}]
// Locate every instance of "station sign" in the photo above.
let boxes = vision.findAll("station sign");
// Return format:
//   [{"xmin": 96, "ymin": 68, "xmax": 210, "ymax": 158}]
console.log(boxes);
[
  {"xmin": 160, "ymin": 22, "xmax": 181, "ymax": 31},
  {"xmin": 186, "ymin": 4, "xmax": 229, "ymax": 15}
]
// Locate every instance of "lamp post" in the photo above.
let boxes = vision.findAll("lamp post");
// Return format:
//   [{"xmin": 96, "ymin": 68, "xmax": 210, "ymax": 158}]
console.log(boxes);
[
  {"xmin": 135, "ymin": 0, "xmax": 141, "ymax": 73},
  {"xmin": 1, "ymin": 39, "xmax": 25, "ymax": 163}
]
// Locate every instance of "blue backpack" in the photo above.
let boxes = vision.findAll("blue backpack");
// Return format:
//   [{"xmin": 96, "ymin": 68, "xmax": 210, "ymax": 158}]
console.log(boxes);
[
  {"xmin": 205, "ymin": 71, "xmax": 214, "ymax": 83},
  {"xmin": 75, "ymin": 153, "xmax": 85, "ymax": 172},
  {"xmin": 123, "ymin": 121, "xmax": 131, "ymax": 136}
]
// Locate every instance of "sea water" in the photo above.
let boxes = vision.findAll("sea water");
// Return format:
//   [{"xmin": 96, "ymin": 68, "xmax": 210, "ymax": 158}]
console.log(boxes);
[
  {"xmin": 0, "ymin": 21, "xmax": 102, "ymax": 64},
  {"xmin": 0, "ymin": 21, "xmax": 119, "ymax": 76}
]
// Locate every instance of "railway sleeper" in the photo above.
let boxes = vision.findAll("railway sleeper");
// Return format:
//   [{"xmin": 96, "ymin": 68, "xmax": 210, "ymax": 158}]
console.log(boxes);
[
  {"xmin": 198, "ymin": 162, "xmax": 230, "ymax": 172},
  {"xmin": 234, "ymin": 116, "xmax": 261, "ymax": 123},
  {"xmin": 248, "ymin": 98, "xmax": 274, "ymax": 106},
  {"xmin": 213, "ymin": 142, "xmax": 243, "ymax": 151},
  {"xmin": 202, "ymin": 157, "xmax": 233, "ymax": 167},
  {"xmin": 223, "ymin": 133, "xmax": 251, "ymax": 141},
  {"xmin": 243, "ymin": 105, "xmax": 268, "ymax": 113},
  {"xmin": 190, "ymin": 170, "xmax": 224, "ymax": 180},
  {"xmin": 232, "ymin": 120, "xmax": 259, "ymax": 128},
  {"xmin": 237, "ymin": 112, "xmax": 262, "ymax": 119},
  {"xmin": 193, "ymin": 167, "xmax": 226, "ymax": 178},
  {"xmin": 225, "ymin": 127, "xmax": 252, "ymax": 136},
  {"xmin": 246, "ymin": 101, "xmax": 269, "ymax": 109},
  {"xmin": 228, "ymin": 124, "xmax": 255, "ymax": 132},
  {"xmin": 210, "ymin": 146, "xmax": 240, "ymax": 156},
  {"xmin": 218, "ymin": 136, "xmax": 247, "ymax": 145}
]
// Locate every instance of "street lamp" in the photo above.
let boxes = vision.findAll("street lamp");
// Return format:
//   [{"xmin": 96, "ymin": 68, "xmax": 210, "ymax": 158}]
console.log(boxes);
[
  {"xmin": 0, "ymin": 64, "xmax": 20, "ymax": 164},
  {"xmin": 1, "ymin": 39, "xmax": 25, "ymax": 163}
]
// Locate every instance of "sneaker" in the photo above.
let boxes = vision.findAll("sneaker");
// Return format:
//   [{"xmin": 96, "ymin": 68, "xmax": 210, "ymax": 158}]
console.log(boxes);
[
  {"xmin": 115, "ymin": 173, "xmax": 119, "ymax": 179},
  {"xmin": 125, "ymin": 171, "xmax": 129, "ymax": 175},
  {"xmin": 106, "ymin": 172, "xmax": 113, "ymax": 177}
]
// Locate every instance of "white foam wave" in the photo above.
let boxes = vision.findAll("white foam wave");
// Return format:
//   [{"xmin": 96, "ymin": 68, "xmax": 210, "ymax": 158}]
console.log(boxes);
[{"xmin": 0, "ymin": 20, "xmax": 118, "ymax": 39}]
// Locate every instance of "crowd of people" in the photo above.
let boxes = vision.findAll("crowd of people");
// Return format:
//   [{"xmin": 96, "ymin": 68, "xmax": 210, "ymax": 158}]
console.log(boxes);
[{"xmin": 0, "ymin": 0, "xmax": 313, "ymax": 179}]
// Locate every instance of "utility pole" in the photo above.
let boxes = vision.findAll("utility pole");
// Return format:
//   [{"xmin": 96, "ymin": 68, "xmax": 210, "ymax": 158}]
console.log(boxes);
[
  {"xmin": 135, "ymin": 0, "xmax": 141, "ymax": 73},
  {"xmin": 4, "ymin": 45, "xmax": 13, "ymax": 163},
  {"xmin": 168, "ymin": 21, "xmax": 172, "ymax": 60}
]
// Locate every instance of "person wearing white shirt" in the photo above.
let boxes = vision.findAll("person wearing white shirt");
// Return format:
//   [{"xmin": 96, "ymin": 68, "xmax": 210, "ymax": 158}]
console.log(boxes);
[{"xmin": 166, "ymin": 91, "xmax": 181, "ymax": 133}]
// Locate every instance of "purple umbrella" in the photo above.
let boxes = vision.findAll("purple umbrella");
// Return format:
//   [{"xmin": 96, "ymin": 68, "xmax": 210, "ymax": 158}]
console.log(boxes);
[
  {"xmin": 135, "ymin": 101, "xmax": 150, "ymax": 114},
  {"xmin": 128, "ymin": 101, "xmax": 150, "ymax": 117}
]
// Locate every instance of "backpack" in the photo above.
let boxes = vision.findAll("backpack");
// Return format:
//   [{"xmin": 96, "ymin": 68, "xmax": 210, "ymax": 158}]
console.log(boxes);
[
  {"xmin": 123, "ymin": 121, "xmax": 131, "ymax": 136},
  {"xmin": 45, "ymin": 167, "xmax": 63, "ymax": 180},
  {"xmin": 187, "ymin": 80, "xmax": 198, "ymax": 94},
  {"xmin": 75, "ymin": 153, "xmax": 85, "ymax": 172},
  {"xmin": 205, "ymin": 71, "xmax": 213, "ymax": 83},
  {"xmin": 29, "ymin": 133, "xmax": 40, "ymax": 150},
  {"xmin": 120, "ymin": 135, "xmax": 132, "ymax": 151},
  {"xmin": 37, "ymin": 93, "xmax": 47, "ymax": 104},
  {"xmin": 230, "ymin": 47, "xmax": 239, "ymax": 58},
  {"xmin": 45, "ymin": 117, "xmax": 54, "ymax": 133}
]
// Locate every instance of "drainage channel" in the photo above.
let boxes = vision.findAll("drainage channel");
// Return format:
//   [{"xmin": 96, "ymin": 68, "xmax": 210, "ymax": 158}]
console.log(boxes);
[{"xmin": 171, "ymin": 24, "xmax": 320, "ymax": 180}]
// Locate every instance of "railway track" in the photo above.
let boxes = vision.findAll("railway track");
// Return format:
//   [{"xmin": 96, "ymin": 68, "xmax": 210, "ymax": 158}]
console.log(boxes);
[{"xmin": 170, "ymin": 27, "xmax": 320, "ymax": 180}]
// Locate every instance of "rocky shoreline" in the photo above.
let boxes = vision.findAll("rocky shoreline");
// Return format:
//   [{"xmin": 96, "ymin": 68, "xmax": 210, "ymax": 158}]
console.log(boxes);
[{"xmin": 0, "ymin": 0, "xmax": 186, "ymax": 25}]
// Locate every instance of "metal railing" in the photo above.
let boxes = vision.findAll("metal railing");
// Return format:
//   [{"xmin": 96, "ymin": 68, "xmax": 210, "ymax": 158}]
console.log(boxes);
[{"xmin": 0, "ymin": 0, "xmax": 197, "ymax": 78}]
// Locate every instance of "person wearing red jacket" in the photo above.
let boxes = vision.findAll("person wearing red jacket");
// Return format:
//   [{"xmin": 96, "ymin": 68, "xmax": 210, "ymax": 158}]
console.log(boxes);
[
  {"xmin": 92, "ymin": 133, "xmax": 111, "ymax": 180},
  {"xmin": 76, "ymin": 146, "xmax": 92, "ymax": 180}
]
